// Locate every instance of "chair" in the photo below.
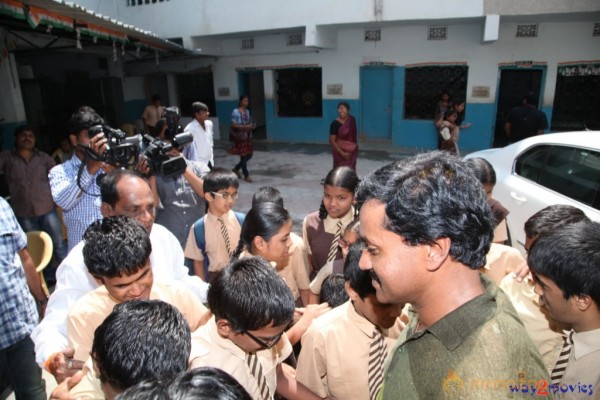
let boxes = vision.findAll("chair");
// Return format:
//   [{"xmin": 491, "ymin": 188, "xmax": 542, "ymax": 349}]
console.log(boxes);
[{"xmin": 26, "ymin": 231, "xmax": 53, "ymax": 297}]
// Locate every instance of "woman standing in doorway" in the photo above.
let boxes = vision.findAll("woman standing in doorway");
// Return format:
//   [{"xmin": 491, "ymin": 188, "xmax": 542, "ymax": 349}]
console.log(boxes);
[
  {"xmin": 230, "ymin": 95, "xmax": 255, "ymax": 182},
  {"xmin": 329, "ymin": 102, "xmax": 358, "ymax": 170}
]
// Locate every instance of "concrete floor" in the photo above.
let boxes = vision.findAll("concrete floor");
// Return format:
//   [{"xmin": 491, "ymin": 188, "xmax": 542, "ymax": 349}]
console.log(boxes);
[{"xmin": 212, "ymin": 140, "xmax": 416, "ymax": 232}]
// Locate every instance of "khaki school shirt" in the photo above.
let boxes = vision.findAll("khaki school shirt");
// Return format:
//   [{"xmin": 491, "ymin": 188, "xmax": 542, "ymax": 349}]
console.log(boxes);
[
  {"xmin": 499, "ymin": 276, "xmax": 565, "ymax": 373},
  {"xmin": 274, "ymin": 233, "xmax": 310, "ymax": 301},
  {"xmin": 184, "ymin": 210, "xmax": 242, "ymax": 272},
  {"xmin": 190, "ymin": 317, "xmax": 293, "ymax": 400},
  {"xmin": 557, "ymin": 328, "xmax": 600, "ymax": 399},
  {"xmin": 67, "ymin": 281, "xmax": 207, "ymax": 361},
  {"xmin": 297, "ymin": 301, "xmax": 404, "ymax": 399}
]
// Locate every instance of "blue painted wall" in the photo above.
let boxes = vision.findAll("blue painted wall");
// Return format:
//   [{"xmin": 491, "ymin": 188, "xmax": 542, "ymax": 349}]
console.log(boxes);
[
  {"xmin": 542, "ymin": 106, "xmax": 553, "ymax": 132},
  {"xmin": 216, "ymin": 95, "xmax": 545, "ymax": 151},
  {"xmin": 460, "ymin": 103, "xmax": 496, "ymax": 150},
  {"xmin": 0, "ymin": 121, "xmax": 26, "ymax": 151},
  {"xmin": 124, "ymin": 99, "xmax": 147, "ymax": 122},
  {"xmin": 217, "ymin": 99, "xmax": 360, "ymax": 144},
  {"xmin": 395, "ymin": 103, "xmax": 496, "ymax": 151},
  {"xmin": 215, "ymin": 100, "xmax": 238, "ymax": 125}
]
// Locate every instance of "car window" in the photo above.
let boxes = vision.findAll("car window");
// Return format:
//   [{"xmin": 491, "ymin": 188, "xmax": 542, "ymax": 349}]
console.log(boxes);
[
  {"xmin": 516, "ymin": 144, "xmax": 600, "ymax": 210},
  {"xmin": 515, "ymin": 145, "xmax": 550, "ymax": 182}
]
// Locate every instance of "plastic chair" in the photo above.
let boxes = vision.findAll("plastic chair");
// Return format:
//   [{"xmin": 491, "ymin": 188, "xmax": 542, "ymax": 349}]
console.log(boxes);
[{"xmin": 26, "ymin": 231, "xmax": 53, "ymax": 297}]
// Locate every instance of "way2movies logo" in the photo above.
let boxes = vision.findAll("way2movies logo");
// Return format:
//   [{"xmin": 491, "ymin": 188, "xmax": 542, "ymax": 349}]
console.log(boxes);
[
  {"xmin": 509, "ymin": 381, "xmax": 594, "ymax": 397},
  {"xmin": 442, "ymin": 370, "xmax": 595, "ymax": 397}
]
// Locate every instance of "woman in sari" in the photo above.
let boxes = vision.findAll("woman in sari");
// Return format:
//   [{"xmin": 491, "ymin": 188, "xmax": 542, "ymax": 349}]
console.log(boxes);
[{"xmin": 329, "ymin": 102, "xmax": 358, "ymax": 170}]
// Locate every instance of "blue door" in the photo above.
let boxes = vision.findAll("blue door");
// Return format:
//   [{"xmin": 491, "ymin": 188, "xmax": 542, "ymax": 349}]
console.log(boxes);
[{"xmin": 360, "ymin": 67, "xmax": 393, "ymax": 139}]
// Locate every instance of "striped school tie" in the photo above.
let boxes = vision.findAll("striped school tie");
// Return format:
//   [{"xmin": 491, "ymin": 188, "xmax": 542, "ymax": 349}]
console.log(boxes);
[
  {"xmin": 246, "ymin": 353, "xmax": 271, "ymax": 400},
  {"xmin": 551, "ymin": 330, "xmax": 573, "ymax": 385},
  {"xmin": 218, "ymin": 217, "xmax": 232, "ymax": 256},
  {"xmin": 368, "ymin": 328, "xmax": 387, "ymax": 400},
  {"xmin": 326, "ymin": 220, "xmax": 343, "ymax": 262}
]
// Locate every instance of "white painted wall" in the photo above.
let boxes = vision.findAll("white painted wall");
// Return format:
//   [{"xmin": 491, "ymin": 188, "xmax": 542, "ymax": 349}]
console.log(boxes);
[
  {"xmin": 75, "ymin": 0, "xmax": 482, "ymax": 43},
  {"xmin": 121, "ymin": 17, "xmax": 599, "ymax": 111}
]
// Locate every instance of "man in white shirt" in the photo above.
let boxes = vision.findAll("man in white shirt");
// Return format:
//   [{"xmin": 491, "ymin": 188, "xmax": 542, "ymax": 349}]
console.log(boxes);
[
  {"xmin": 31, "ymin": 169, "xmax": 209, "ymax": 383},
  {"xmin": 184, "ymin": 102, "xmax": 214, "ymax": 168},
  {"xmin": 142, "ymin": 94, "xmax": 165, "ymax": 133}
]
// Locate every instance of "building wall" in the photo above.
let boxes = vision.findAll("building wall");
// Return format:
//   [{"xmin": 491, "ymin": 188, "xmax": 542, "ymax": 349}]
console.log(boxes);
[
  {"xmin": 121, "ymin": 17, "xmax": 598, "ymax": 150},
  {"xmin": 70, "ymin": 1, "xmax": 600, "ymax": 150},
  {"xmin": 76, "ymin": 0, "xmax": 598, "ymax": 42}
]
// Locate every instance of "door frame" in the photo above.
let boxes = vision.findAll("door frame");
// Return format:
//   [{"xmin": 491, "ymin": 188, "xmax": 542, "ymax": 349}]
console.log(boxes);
[{"xmin": 492, "ymin": 64, "xmax": 547, "ymax": 147}]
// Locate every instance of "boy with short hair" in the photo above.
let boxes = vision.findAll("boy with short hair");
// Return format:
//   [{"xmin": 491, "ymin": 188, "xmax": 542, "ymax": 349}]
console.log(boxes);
[
  {"xmin": 499, "ymin": 204, "xmax": 589, "ymax": 372},
  {"xmin": 252, "ymin": 186, "xmax": 311, "ymax": 306},
  {"xmin": 185, "ymin": 168, "xmax": 242, "ymax": 281},
  {"xmin": 66, "ymin": 300, "xmax": 192, "ymax": 400},
  {"xmin": 190, "ymin": 256, "xmax": 322, "ymax": 400},
  {"xmin": 528, "ymin": 220, "xmax": 600, "ymax": 396},
  {"xmin": 296, "ymin": 243, "xmax": 405, "ymax": 400},
  {"xmin": 117, "ymin": 367, "xmax": 253, "ymax": 400},
  {"xmin": 67, "ymin": 216, "xmax": 208, "ymax": 361}
]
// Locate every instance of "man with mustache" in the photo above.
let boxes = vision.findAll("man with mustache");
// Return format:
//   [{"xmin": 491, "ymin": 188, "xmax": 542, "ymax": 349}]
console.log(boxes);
[
  {"xmin": 356, "ymin": 151, "xmax": 548, "ymax": 399},
  {"xmin": 0, "ymin": 125, "xmax": 67, "ymax": 265},
  {"xmin": 32, "ymin": 169, "xmax": 209, "ymax": 383}
]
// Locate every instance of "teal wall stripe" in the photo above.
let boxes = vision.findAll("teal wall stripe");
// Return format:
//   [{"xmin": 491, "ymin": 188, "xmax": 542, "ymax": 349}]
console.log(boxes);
[
  {"xmin": 0, "ymin": 121, "xmax": 26, "ymax": 151},
  {"xmin": 214, "ymin": 99, "xmax": 549, "ymax": 151}
]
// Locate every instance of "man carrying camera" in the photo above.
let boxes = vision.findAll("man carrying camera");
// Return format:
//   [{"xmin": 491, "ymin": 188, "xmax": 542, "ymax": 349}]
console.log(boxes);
[
  {"xmin": 146, "ymin": 115, "xmax": 209, "ymax": 250},
  {"xmin": 48, "ymin": 107, "xmax": 111, "ymax": 251}
]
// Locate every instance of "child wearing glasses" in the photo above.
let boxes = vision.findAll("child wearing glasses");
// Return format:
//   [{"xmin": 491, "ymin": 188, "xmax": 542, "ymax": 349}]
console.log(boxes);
[
  {"xmin": 190, "ymin": 256, "xmax": 323, "ymax": 400},
  {"xmin": 184, "ymin": 168, "xmax": 244, "ymax": 282}
]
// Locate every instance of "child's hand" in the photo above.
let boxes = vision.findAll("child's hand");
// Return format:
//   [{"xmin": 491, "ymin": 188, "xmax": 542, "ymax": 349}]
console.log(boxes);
[{"xmin": 295, "ymin": 303, "xmax": 331, "ymax": 328}]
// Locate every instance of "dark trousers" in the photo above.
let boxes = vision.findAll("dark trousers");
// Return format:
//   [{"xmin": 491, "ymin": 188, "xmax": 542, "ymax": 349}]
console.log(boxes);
[
  {"xmin": 234, "ymin": 154, "xmax": 253, "ymax": 178},
  {"xmin": 0, "ymin": 336, "xmax": 46, "ymax": 400}
]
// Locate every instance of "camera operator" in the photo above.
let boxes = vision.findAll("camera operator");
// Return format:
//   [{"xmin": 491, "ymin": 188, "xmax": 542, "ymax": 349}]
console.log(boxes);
[
  {"xmin": 48, "ymin": 106, "xmax": 114, "ymax": 251},
  {"xmin": 142, "ymin": 118, "xmax": 209, "ymax": 252}
]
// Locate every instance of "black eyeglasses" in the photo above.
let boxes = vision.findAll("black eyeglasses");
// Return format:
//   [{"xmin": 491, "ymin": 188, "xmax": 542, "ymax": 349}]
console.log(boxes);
[{"xmin": 243, "ymin": 330, "xmax": 285, "ymax": 350}]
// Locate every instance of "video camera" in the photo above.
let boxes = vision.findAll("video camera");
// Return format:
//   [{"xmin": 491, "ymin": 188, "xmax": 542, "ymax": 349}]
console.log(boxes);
[
  {"xmin": 142, "ymin": 131, "xmax": 193, "ymax": 178},
  {"xmin": 141, "ymin": 106, "xmax": 194, "ymax": 178},
  {"xmin": 84, "ymin": 107, "xmax": 193, "ymax": 178},
  {"xmin": 86, "ymin": 124, "xmax": 140, "ymax": 167}
]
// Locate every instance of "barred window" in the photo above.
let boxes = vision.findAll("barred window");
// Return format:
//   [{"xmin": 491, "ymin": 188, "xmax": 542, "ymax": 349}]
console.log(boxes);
[
  {"xmin": 516, "ymin": 24, "xmax": 538, "ymax": 38},
  {"xmin": 551, "ymin": 64, "xmax": 600, "ymax": 131},
  {"xmin": 404, "ymin": 65, "xmax": 468, "ymax": 120},
  {"xmin": 275, "ymin": 68, "xmax": 322, "ymax": 117},
  {"xmin": 127, "ymin": 0, "xmax": 169, "ymax": 6},
  {"xmin": 364, "ymin": 29, "xmax": 381, "ymax": 42}
]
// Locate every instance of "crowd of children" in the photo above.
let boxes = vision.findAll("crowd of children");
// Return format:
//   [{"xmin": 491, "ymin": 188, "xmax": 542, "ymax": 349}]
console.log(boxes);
[{"xmin": 22, "ymin": 154, "xmax": 599, "ymax": 400}]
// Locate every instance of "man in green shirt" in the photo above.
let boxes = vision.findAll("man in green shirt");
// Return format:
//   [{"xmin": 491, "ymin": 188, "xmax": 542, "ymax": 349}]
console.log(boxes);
[{"xmin": 356, "ymin": 151, "xmax": 549, "ymax": 399}]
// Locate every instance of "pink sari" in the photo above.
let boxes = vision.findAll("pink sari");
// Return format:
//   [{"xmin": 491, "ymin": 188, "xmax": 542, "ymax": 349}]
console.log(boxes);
[{"xmin": 332, "ymin": 115, "xmax": 358, "ymax": 170}]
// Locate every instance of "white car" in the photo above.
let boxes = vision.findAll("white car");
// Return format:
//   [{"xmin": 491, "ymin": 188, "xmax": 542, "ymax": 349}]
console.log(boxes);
[{"xmin": 465, "ymin": 131, "xmax": 600, "ymax": 256}]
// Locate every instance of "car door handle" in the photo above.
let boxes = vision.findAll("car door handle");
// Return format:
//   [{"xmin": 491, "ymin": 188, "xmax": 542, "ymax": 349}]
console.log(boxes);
[{"xmin": 510, "ymin": 192, "xmax": 527, "ymax": 204}]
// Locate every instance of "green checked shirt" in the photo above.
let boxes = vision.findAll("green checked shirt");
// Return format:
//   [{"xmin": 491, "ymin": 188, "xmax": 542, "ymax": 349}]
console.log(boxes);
[{"xmin": 380, "ymin": 274, "xmax": 549, "ymax": 400}]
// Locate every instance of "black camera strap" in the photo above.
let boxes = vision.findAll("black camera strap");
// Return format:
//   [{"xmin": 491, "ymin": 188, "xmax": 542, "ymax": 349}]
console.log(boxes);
[{"xmin": 75, "ymin": 144, "xmax": 103, "ymax": 197}]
